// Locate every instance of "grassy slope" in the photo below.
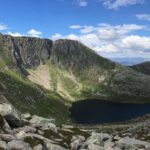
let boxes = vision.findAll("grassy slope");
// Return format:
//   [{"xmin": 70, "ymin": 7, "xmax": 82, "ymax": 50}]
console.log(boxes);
[
  {"xmin": 50, "ymin": 40, "xmax": 119, "ymax": 101},
  {"xmin": 0, "ymin": 62, "xmax": 70, "ymax": 124}
]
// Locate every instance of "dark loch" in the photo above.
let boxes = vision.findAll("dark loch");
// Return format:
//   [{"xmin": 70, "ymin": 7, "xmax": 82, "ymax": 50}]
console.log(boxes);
[{"xmin": 69, "ymin": 99, "xmax": 150, "ymax": 124}]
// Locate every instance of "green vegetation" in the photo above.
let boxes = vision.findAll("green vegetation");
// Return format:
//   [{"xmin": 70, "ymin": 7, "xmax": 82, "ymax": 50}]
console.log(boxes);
[{"xmin": 0, "ymin": 69, "xmax": 70, "ymax": 124}]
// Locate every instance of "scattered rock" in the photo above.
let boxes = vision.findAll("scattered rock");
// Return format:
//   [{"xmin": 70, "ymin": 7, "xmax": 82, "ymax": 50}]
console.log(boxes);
[
  {"xmin": 1, "ymin": 104, "xmax": 150, "ymax": 150},
  {"xmin": 113, "ymin": 135, "xmax": 121, "ymax": 142},
  {"xmin": 44, "ymin": 142, "xmax": 67, "ymax": 150},
  {"xmin": 0, "ymin": 103, "xmax": 22, "ymax": 127},
  {"xmin": 62, "ymin": 124, "xmax": 74, "ymax": 129},
  {"xmin": 7, "ymin": 140, "xmax": 32, "ymax": 150},
  {"xmin": 0, "ymin": 134, "xmax": 16, "ymax": 142},
  {"xmin": 13, "ymin": 125, "xmax": 36, "ymax": 134},
  {"xmin": 30, "ymin": 115, "xmax": 55, "ymax": 125},
  {"xmin": 17, "ymin": 132, "xmax": 55, "ymax": 145},
  {"xmin": 33, "ymin": 144, "xmax": 43, "ymax": 150},
  {"xmin": 71, "ymin": 135, "xmax": 85, "ymax": 150},
  {"xmin": 116, "ymin": 137, "xmax": 150, "ymax": 149},
  {"xmin": 84, "ymin": 143, "xmax": 104, "ymax": 150},
  {"xmin": 71, "ymin": 135, "xmax": 85, "ymax": 143},
  {"xmin": 41, "ymin": 122, "xmax": 57, "ymax": 133},
  {"xmin": 104, "ymin": 141, "xmax": 115, "ymax": 149},
  {"xmin": 86, "ymin": 132, "xmax": 111, "ymax": 146},
  {"xmin": 21, "ymin": 113, "xmax": 31, "ymax": 120},
  {"xmin": 0, "ymin": 141, "xmax": 7, "ymax": 150}
]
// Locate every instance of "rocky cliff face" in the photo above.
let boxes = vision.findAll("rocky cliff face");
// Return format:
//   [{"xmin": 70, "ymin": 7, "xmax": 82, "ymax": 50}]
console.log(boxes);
[
  {"xmin": 0, "ymin": 33, "xmax": 150, "ymax": 103},
  {"xmin": 0, "ymin": 34, "xmax": 52, "ymax": 69}
]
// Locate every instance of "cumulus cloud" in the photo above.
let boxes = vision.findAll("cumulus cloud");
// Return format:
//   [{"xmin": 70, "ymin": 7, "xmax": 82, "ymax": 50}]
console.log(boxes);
[
  {"xmin": 136, "ymin": 14, "xmax": 150, "ymax": 21},
  {"xmin": 0, "ymin": 23, "xmax": 8, "ymax": 30},
  {"xmin": 122, "ymin": 35, "xmax": 150, "ymax": 51},
  {"xmin": 27, "ymin": 29, "xmax": 42, "ymax": 37},
  {"xmin": 101, "ymin": 0, "xmax": 144, "ymax": 10},
  {"xmin": 77, "ymin": 0, "xmax": 88, "ymax": 7},
  {"xmin": 7, "ymin": 29, "xmax": 42, "ymax": 38},
  {"xmin": 51, "ymin": 33, "xmax": 63, "ymax": 40},
  {"xmin": 7, "ymin": 32, "xmax": 25, "ymax": 37},
  {"xmin": 51, "ymin": 23, "xmax": 150, "ymax": 57}
]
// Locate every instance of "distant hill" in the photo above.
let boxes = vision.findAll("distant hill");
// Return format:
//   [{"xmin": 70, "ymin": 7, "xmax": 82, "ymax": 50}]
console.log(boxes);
[
  {"xmin": 109, "ymin": 57, "xmax": 150, "ymax": 66},
  {"xmin": 131, "ymin": 62, "xmax": 150, "ymax": 76}
]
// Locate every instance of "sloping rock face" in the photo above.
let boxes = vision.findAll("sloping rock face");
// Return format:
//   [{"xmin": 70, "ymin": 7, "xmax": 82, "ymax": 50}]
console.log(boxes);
[{"xmin": 0, "ymin": 33, "xmax": 150, "ymax": 102}]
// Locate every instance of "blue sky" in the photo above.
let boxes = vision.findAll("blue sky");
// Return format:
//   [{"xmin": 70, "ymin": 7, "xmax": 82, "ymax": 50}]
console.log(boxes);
[{"xmin": 0, "ymin": 0, "xmax": 150, "ymax": 60}]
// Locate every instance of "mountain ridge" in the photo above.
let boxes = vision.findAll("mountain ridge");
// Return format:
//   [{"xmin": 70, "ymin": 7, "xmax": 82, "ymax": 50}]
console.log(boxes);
[
  {"xmin": 0, "ymin": 33, "xmax": 150, "ymax": 107},
  {"xmin": 131, "ymin": 61, "xmax": 150, "ymax": 76}
]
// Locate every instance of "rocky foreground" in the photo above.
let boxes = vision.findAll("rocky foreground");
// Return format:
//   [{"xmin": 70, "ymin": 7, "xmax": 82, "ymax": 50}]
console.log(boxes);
[{"xmin": 0, "ymin": 103, "xmax": 150, "ymax": 150}]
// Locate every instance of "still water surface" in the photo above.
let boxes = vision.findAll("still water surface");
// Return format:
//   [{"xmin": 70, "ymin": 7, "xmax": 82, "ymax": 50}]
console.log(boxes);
[{"xmin": 69, "ymin": 99, "xmax": 150, "ymax": 124}]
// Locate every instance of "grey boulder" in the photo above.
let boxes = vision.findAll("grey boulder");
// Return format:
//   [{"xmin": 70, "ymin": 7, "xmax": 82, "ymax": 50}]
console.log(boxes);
[
  {"xmin": 0, "ymin": 134, "xmax": 16, "ymax": 142},
  {"xmin": 44, "ymin": 142, "xmax": 67, "ymax": 150},
  {"xmin": 0, "ymin": 103, "xmax": 22, "ymax": 127},
  {"xmin": 33, "ymin": 144, "xmax": 43, "ymax": 150},
  {"xmin": 0, "ymin": 141, "xmax": 7, "ymax": 150},
  {"xmin": 116, "ymin": 137, "xmax": 150, "ymax": 149},
  {"xmin": 7, "ymin": 140, "xmax": 32, "ymax": 150},
  {"xmin": 30, "ymin": 115, "xmax": 57, "ymax": 132}
]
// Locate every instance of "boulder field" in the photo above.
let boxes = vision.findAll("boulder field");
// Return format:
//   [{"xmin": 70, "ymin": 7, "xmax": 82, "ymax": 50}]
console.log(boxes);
[{"xmin": 0, "ymin": 103, "xmax": 150, "ymax": 150}]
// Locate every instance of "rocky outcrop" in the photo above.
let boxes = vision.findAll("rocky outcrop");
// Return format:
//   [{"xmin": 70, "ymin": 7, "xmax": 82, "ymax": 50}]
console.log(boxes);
[
  {"xmin": 0, "ymin": 103, "xmax": 23, "ymax": 127},
  {"xmin": 0, "ymin": 34, "xmax": 52, "ymax": 69}
]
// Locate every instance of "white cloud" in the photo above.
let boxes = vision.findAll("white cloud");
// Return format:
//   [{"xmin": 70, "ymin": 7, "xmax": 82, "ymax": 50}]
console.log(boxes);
[
  {"xmin": 70, "ymin": 25, "xmax": 82, "ymax": 29},
  {"xmin": 101, "ymin": 0, "xmax": 144, "ymax": 10},
  {"xmin": 7, "ymin": 29, "xmax": 42, "ymax": 38},
  {"xmin": 95, "ymin": 44, "xmax": 119, "ymax": 53},
  {"xmin": 115, "ymin": 24, "xmax": 146, "ymax": 34},
  {"xmin": 80, "ymin": 26, "xmax": 95, "ymax": 34},
  {"xmin": 7, "ymin": 32, "xmax": 24, "ymax": 37},
  {"xmin": 0, "ymin": 23, "xmax": 8, "ymax": 30},
  {"xmin": 136, "ymin": 14, "xmax": 150, "ymax": 21},
  {"xmin": 77, "ymin": 0, "xmax": 88, "ymax": 7},
  {"xmin": 122, "ymin": 35, "xmax": 150, "ymax": 51},
  {"xmin": 51, "ymin": 23, "xmax": 150, "ymax": 57},
  {"xmin": 51, "ymin": 33, "xmax": 63, "ymax": 40},
  {"xmin": 27, "ymin": 29, "xmax": 42, "ymax": 37},
  {"xmin": 66, "ymin": 34, "xmax": 79, "ymax": 40}
]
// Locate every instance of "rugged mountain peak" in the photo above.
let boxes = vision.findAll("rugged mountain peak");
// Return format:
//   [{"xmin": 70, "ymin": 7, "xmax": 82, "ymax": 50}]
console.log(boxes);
[{"xmin": 51, "ymin": 38, "xmax": 117, "ymax": 72}]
